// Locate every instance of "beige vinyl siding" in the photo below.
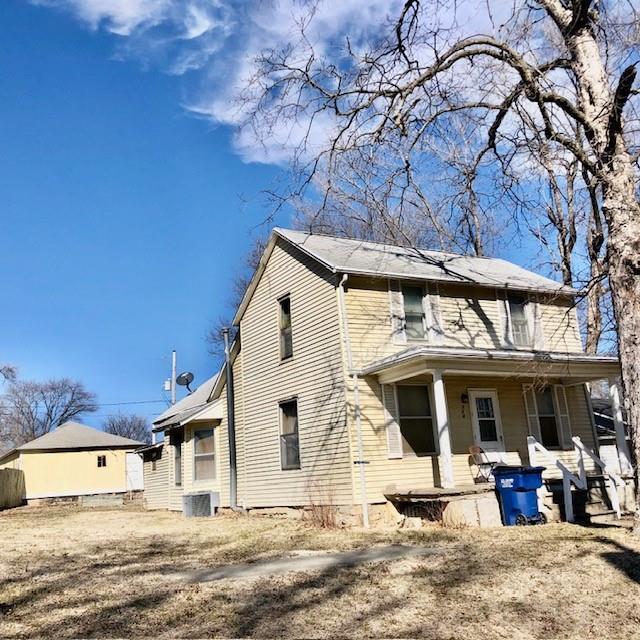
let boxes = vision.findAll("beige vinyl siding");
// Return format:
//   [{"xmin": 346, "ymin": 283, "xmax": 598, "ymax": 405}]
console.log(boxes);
[
  {"xmin": 239, "ymin": 239, "xmax": 353, "ymax": 508},
  {"xmin": 344, "ymin": 278, "xmax": 583, "ymax": 372},
  {"xmin": 353, "ymin": 375, "xmax": 597, "ymax": 502},
  {"xmin": 437, "ymin": 284, "xmax": 503, "ymax": 349},
  {"xmin": 142, "ymin": 448, "xmax": 170, "ymax": 510},
  {"xmin": 540, "ymin": 297, "xmax": 583, "ymax": 352},
  {"xmin": 344, "ymin": 276, "xmax": 406, "ymax": 369}
]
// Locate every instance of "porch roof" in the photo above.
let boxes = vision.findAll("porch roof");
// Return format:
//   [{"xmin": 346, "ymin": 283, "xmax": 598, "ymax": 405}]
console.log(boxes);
[{"xmin": 358, "ymin": 345, "xmax": 620, "ymax": 384}]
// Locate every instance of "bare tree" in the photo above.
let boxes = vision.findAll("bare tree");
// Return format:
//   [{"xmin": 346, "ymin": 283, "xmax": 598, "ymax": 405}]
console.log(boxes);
[
  {"xmin": 238, "ymin": 0, "xmax": 640, "ymax": 530},
  {"xmin": 0, "ymin": 378, "xmax": 97, "ymax": 450},
  {"xmin": 103, "ymin": 414, "xmax": 151, "ymax": 444},
  {"xmin": 0, "ymin": 365, "xmax": 16, "ymax": 383},
  {"xmin": 207, "ymin": 234, "xmax": 268, "ymax": 356}
]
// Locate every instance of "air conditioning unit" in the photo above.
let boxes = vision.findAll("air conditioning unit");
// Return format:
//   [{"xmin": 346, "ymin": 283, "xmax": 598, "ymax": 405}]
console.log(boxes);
[{"xmin": 183, "ymin": 491, "xmax": 220, "ymax": 518}]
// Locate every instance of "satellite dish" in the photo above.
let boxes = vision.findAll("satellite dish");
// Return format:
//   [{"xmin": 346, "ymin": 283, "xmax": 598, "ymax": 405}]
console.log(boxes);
[{"xmin": 176, "ymin": 371, "xmax": 194, "ymax": 392}]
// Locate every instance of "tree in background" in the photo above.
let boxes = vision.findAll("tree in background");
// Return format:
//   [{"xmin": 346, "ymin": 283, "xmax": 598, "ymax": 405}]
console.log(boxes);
[
  {"xmin": 0, "ymin": 378, "xmax": 97, "ymax": 450},
  {"xmin": 0, "ymin": 365, "xmax": 16, "ymax": 383},
  {"xmin": 102, "ymin": 414, "xmax": 151, "ymax": 444}
]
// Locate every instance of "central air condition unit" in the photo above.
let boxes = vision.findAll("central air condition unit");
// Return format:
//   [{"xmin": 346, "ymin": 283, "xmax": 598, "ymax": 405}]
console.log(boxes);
[{"xmin": 183, "ymin": 491, "xmax": 220, "ymax": 518}]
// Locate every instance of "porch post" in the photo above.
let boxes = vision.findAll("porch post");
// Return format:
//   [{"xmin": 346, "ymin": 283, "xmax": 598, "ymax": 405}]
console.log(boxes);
[
  {"xmin": 608, "ymin": 378, "xmax": 633, "ymax": 475},
  {"xmin": 433, "ymin": 369, "xmax": 455, "ymax": 488}
]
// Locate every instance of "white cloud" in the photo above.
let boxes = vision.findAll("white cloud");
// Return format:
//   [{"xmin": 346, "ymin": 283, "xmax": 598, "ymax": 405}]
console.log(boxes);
[{"xmin": 33, "ymin": 0, "xmax": 527, "ymax": 164}]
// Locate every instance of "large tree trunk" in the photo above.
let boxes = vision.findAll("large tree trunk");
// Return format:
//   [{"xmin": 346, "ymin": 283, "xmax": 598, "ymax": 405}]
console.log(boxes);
[{"xmin": 602, "ymin": 157, "xmax": 640, "ymax": 533}]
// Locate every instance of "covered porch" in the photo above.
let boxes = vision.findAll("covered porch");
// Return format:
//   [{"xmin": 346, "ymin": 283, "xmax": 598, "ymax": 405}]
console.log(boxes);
[{"xmin": 358, "ymin": 346, "xmax": 628, "ymax": 495}]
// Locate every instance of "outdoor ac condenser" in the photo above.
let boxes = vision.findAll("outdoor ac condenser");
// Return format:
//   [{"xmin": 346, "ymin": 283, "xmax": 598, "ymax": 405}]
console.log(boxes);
[{"xmin": 183, "ymin": 491, "xmax": 220, "ymax": 517}]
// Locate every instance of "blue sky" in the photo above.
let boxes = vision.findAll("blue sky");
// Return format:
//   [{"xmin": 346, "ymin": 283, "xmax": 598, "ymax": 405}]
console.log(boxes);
[{"xmin": 0, "ymin": 1, "xmax": 282, "ymax": 425}]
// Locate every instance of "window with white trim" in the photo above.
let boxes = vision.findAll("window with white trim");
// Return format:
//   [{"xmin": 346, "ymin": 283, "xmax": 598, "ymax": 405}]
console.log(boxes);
[
  {"xmin": 173, "ymin": 429, "xmax": 183, "ymax": 487},
  {"xmin": 508, "ymin": 295, "xmax": 531, "ymax": 347},
  {"xmin": 193, "ymin": 427, "xmax": 215, "ymax": 481},
  {"xmin": 396, "ymin": 385, "xmax": 436, "ymax": 455},
  {"xmin": 402, "ymin": 285, "xmax": 427, "ymax": 341},
  {"xmin": 279, "ymin": 295, "xmax": 293, "ymax": 359},
  {"xmin": 279, "ymin": 399, "xmax": 300, "ymax": 470},
  {"xmin": 535, "ymin": 387, "xmax": 560, "ymax": 448}
]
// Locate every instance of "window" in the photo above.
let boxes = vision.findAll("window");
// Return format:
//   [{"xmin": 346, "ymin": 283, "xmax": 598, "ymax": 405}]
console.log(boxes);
[
  {"xmin": 402, "ymin": 285, "xmax": 427, "ymax": 340},
  {"xmin": 279, "ymin": 399, "xmax": 300, "ymax": 470},
  {"xmin": 396, "ymin": 385, "xmax": 436, "ymax": 455},
  {"xmin": 97, "ymin": 455, "xmax": 107, "ymax": 468},
  {"xmin": 536, "ymin": 387, "xmax": 560, "ymax": 448},
  {"xmin": 151, "ymin": 459, "xmax": 157, "ymax": 472},
  {"xmin": 173, "ymin": 429, "xmax": 183, "ymax": 486},
  {"xmin": 508, "ymin": 295, "xmax": 531, "ymax": 347},
  {"xmin": 279, "ymin": 295, "xmax": 293, "ymax": 359},
  {"xmin": 193, "ymin": 428, "xmax": 216, "ymax": 481}
]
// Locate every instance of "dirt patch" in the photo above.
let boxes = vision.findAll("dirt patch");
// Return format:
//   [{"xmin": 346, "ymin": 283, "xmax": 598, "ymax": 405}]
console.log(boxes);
[{"xmin": 1, "ymin": 505, "xmax": 639, "ymax": 638}]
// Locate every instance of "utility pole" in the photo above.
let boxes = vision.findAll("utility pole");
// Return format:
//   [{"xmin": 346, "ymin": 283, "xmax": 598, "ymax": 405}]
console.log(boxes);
[{"xmin": 171, "ymin": 349, "xmax": 177, "ymax": 405}]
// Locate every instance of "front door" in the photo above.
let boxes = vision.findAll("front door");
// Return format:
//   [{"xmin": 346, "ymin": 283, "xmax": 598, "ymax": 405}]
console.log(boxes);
[{"xmin": 469, "ymin": 389, "xmax": 505, "ymax": 453}]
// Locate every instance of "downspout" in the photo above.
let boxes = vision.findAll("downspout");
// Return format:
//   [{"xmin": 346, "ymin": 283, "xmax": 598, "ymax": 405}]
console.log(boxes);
[
  {"xmin": 222, "ymin": 328, "xmax": 238, "ymax": 509},
  {"xmin": 338, "ymin": 274, "xmax": 370, "ymax": 528}
]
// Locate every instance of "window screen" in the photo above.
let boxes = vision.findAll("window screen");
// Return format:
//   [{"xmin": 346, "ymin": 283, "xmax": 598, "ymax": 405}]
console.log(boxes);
[
  {"xmin": 279, "ymin": 296, "xmax": 293, "ymax": 359},
  {"xmin": 280, "ymin": 399, "xmax": 300, "ymax": 469},
  {"xmin": 397, "ymin": 385, "xmax": 436, "ymax": 455},
  {"xmin": 193, "ymin": 428, "xmax": 215, "ymax": 481},
  {"xmin": 402, "ymin": 285, "xmax": 427, "ymax": 340}
]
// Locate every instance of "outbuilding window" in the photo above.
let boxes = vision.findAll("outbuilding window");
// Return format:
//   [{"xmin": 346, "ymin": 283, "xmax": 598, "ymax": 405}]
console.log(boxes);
[{"xmin": 97, "ymin": 455, "xmax": 107, "ymax": 468}]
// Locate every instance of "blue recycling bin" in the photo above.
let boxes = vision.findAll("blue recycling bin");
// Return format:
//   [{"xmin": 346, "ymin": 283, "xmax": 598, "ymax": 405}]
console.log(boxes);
[{"xmin": 493, "ymin": 465, "xmax": 547, "ymax": 526}]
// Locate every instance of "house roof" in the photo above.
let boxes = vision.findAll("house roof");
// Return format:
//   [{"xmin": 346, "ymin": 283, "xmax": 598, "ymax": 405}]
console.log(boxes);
[
  {"xmin": 233, "ymin": 228, "xmax": 576, "ymax": 325},
  {"xmin": 152, "ymin": 372, "xmax": 220, "ymax": 431},
  {"xmin": 358, "ymin": 345, "xmax": 620, "ymax": 380},
  {"xmin": 0, "ymin": 422, "xmax": 144, "ymax": 463}
]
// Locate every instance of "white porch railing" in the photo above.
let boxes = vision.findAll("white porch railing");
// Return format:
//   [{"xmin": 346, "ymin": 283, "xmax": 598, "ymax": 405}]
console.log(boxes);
[{"xmin": 527, "ymin": 435, "xmax": 623, "ymax": 523}]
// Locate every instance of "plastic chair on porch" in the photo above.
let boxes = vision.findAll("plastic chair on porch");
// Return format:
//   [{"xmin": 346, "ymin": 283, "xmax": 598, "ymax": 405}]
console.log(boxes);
[{"xmin": 469, "ymin": 445, "xmax": 498, "ymax": 483}]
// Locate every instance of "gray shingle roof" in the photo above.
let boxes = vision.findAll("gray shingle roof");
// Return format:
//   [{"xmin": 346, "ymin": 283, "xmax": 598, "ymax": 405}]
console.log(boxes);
[
  {"xmin": 152, "ymin": 373, "xmax": 219, "ymax": 429},
  {"xmin": 275, "ymin": 228, "xmax": 574, "ymax": 294},
  {"xmin": 17, "ymin": 422, "xmax": 143, "ymax": 451}
]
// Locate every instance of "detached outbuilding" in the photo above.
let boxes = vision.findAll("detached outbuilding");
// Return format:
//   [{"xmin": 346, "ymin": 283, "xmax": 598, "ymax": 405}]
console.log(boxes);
[{"xmin": 0, "ymin": 422, "xmax": 144, "ymax": 505}]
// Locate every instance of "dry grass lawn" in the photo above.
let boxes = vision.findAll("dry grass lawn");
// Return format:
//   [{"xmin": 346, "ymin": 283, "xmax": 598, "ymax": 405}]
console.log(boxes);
[{"xmin": 1, "ymin": 505, "xmax": 640, "ymax": 638}]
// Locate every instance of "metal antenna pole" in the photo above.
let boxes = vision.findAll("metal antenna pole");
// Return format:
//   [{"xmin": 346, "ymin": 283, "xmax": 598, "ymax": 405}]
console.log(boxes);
[{"xmin": 171, "ymin": 350, "xmax": 177, "ymax": 405}]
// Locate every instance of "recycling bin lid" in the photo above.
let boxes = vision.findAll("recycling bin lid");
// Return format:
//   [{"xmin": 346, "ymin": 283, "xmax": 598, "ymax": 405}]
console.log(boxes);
[{"xmin": 492, "ymin": 465, "xmax": 546, "ymax": 474}]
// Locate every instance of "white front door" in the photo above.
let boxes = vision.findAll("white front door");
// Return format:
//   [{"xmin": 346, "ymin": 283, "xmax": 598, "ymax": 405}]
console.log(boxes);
[{"xmin": 469, "ymin": 389, "xmax": 505, "ymax": 453}]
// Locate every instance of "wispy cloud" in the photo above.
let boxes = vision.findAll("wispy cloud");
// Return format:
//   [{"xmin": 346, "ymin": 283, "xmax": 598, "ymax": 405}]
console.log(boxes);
[{"xmin": 32, "ymin": 0, "xmax": 516, "ymax": 164}]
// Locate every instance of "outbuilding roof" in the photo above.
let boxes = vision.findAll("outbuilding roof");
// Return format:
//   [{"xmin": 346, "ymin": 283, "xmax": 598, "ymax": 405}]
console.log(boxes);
[
  {"xmin": 3, "ymin": 422, "xmax": 143, "ymax": 458},
  {"xmin": 233, "ymin": 228, "xmax": 575, "ymax": 325}
]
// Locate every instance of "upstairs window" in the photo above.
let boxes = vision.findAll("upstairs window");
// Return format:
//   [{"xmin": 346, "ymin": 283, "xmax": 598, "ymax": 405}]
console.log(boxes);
[
  {"xmin": 508, "ymin": 295, "xmax": 531, "ymax": 347},
  {"xmin": 396, "ymin": 385, "xmax": 436, "ymax": 456},
  {"xmin": 402, "ymin": 285, "xmax": 427, "ymax": 341},
  {"xmin": 97, "ymin": 455, "xmax": 107, "ymax": 468},
  {"xmin": 279, "ymin": 295, "xmax": 293, "ymax": 359},
  {"xmin": 279, "ymin": 399, "xmax": 300, "ymax": 470}
]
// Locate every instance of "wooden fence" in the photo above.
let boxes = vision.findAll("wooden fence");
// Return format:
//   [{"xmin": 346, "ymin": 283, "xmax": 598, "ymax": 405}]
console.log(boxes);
[{"xmin": 0, "ymin": 468, "xmax": 25, "ymax": 510}]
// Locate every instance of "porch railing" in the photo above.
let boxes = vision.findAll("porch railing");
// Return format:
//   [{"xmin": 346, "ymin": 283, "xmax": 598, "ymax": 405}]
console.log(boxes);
[{"xmin": 527, "ymin": 435, "xmax": 622, "ymax": 523}]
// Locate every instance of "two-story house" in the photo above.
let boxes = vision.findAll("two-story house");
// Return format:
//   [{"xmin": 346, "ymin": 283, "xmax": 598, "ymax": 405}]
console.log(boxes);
[{"xmin": 142, "ymin": 228, "xmax": 631, "ymax": 524}]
